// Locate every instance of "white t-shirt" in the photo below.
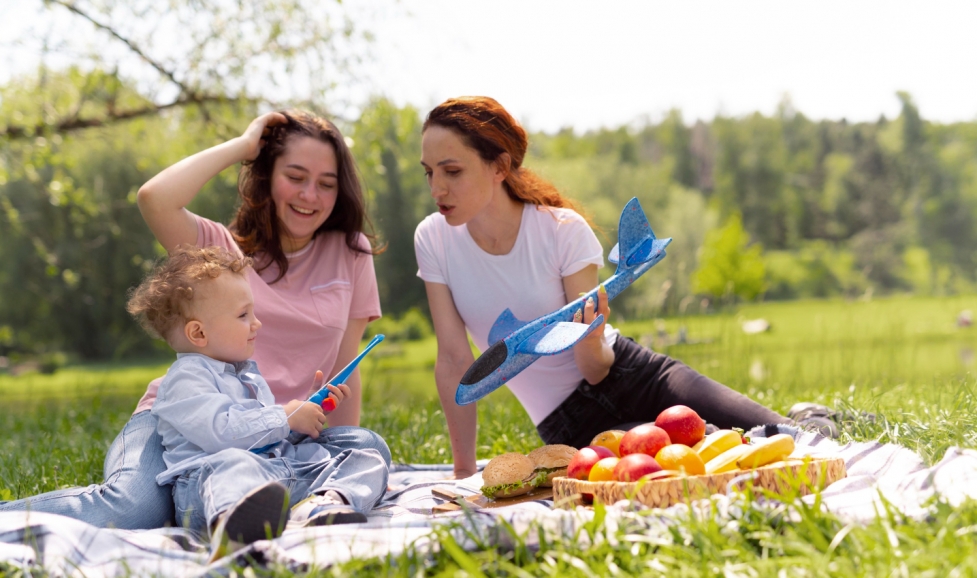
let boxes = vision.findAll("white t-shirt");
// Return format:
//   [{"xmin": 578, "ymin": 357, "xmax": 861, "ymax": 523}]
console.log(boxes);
[{"xmin": 415, "ymin": 203, "xmax": 617, "ymax": 424}]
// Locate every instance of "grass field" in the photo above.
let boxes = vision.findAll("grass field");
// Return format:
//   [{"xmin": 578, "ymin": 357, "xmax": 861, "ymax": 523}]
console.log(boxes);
[{"xmin": 2, "ymin": 294, "xmax": 977, "ymax": 575}]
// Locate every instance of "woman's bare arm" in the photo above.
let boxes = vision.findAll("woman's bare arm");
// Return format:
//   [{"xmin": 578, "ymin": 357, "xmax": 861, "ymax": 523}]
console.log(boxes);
[
  {"xmin": 136, "ymin": 112, "xmax": 287, "ymax": 252},
  {"xmin": 425, "ymin": 281, "xmax": 479, "ymax": 478}
]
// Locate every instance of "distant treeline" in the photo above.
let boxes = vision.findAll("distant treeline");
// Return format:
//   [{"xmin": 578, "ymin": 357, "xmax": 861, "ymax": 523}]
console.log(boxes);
[{"xmin": 3, "ymin": 85, "xmax": 976, "ymax": 361}]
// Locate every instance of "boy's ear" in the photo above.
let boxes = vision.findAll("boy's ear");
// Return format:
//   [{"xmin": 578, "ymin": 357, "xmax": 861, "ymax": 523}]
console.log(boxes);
[{"xmin": 184, "ymin": 320, "xmax": 207, "ymax": 348}]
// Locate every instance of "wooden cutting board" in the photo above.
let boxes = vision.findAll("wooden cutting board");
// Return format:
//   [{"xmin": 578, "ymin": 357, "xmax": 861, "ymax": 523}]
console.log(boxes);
[{"xmin": 431, "ymin": 486, "xmax": 554, "ymax": 513}]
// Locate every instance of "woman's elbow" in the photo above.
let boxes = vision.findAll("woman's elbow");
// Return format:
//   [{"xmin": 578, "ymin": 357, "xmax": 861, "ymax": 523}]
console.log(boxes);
[{"xmin": 135, "ymin": 184, "xmax": 156, "ymax": 211}]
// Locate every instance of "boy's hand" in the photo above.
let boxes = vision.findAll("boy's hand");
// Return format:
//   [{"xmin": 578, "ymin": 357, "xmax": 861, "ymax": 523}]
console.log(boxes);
[
  {"xmin": 320, "ymin": 383, "xmax": 351, "ymax": 412},
  {"xmin": 283, "ymin": 399, "xmax": 326, "ymax": 437}
]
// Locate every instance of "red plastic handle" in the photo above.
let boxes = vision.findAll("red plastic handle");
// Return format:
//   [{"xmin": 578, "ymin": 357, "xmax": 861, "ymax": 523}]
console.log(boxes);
[{"xmin": 320, "ymin": 397, "xmax": 337, "ymax": 412}]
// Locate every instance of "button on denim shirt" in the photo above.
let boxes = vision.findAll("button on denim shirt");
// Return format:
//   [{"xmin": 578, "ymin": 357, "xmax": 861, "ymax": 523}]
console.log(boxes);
[{"xmin": 152, "ymin": 353, "xmax": 291, "ymax": 485}]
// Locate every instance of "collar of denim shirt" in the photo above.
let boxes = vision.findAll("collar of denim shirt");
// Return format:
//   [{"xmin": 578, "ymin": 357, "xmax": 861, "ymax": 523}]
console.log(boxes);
[{"xmin": 174, "ymin": 352, "xmax": 259, "ymax": 379}]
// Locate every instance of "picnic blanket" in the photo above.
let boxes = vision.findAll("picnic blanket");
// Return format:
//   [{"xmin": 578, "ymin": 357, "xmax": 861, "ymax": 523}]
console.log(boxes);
[{"xmin": 2, "ymin": 425, "xmax": 976, "ymax": 577}]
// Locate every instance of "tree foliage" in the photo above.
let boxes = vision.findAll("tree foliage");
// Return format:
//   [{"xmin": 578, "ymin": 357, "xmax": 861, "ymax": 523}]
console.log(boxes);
[
  {"xmin": 692, "ymin": 214, "xmax": 766, "ymax": 302},
  {"xmin": 2, "ymin": 0, "xmax": 369, "ymax": 140},
  {"xmin": 5, "ymin": 33, "xmax": 977, "ymax": 361}
]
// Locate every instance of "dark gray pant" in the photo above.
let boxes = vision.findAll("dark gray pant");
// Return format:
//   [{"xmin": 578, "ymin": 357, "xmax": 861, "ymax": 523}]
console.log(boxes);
[{"xmin": 536, "ymin": 337, "xmax": 788, "ymax": 449}]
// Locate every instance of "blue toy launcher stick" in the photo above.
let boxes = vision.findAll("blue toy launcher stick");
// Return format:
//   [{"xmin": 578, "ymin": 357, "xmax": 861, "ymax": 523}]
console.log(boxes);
[
  {"xmin": 248, "ymin": 334, "xmax": 385, "ymax": 453},
  {"xmin": 308, "ymin": 334, "xmax": 385, "ymax": 410}
]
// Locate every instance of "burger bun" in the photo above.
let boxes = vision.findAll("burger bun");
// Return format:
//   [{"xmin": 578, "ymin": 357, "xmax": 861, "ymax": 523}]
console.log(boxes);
[
  {"xmin": 528, "ymin": 444, "xmax": 577, "ymax": 487},
  {"xmin": 481, "ymin": 452, "xmax": 537, "ymax": 499}
]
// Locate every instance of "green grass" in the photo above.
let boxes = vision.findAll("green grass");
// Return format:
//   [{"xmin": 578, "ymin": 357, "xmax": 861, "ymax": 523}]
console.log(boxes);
[{"xmin": 3, "ymin": 294, "xmax": 977, "ymax": 575}]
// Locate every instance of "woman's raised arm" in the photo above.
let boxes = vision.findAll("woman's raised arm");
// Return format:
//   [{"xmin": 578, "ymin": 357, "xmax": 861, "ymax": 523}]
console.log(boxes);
[
  {"xmin": 136, "ymin": 112, "xmax": 287, "ymax": 252},
  {"xmin": 425, "ymin": 281, "xmax": 479, "ymax": 479}
]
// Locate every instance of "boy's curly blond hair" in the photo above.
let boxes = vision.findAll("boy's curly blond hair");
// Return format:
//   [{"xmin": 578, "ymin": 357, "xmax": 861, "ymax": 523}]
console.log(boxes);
[{"xmin": 127, "ymin": 246, "xmax": 253, "ymax": 340}]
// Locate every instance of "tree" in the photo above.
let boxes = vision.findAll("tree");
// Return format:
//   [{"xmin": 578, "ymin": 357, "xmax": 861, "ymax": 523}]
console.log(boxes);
[
  {"xmin": 692, "ymin": 213, "xmax": 766, "ymax": 302},
  {"xmin": 2, "ymin": 0, "xmax": 371, "ymax": 140},
  {"xmin": 350, "ymin": 99, "xmax": 428, "ymax": 316},
  {"xmin": 0, "ymin": 0, "xmax": 373, "ymax": 360}
]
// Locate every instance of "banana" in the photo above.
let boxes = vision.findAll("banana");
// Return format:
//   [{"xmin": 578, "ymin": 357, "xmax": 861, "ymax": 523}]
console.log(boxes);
[
  {"xmin": 696, "ymin": 429, "xmax": 743, "ymax": 463},
  {"xmin": 736, "ymin": 434, "xmax": 796, "ymax": 470},
  {"xmin": 704, "ymin": 444, "xmax": 753, "ymax": 474}
]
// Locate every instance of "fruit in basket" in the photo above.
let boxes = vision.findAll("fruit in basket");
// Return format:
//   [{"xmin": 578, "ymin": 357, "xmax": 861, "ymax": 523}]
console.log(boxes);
[
  {"xmin": 613, "ymin": 453, "xmax": 663, "ymax": 482},
  {"xmin": 588, "ymin": 457, "xmax": 620, "ymax": 481},
  {"xmin": 641, "ymin": 469, "xmax": 681, "ymax": 481},
  {"xmin": 736, "ymin": 434, "xmax": 796, "ymax": 470},
  {"xmin": 696, "ymin": 429, "xmax": 744, "ymax": 463},
  {"xmin": 590, "ymin": 430, "xmax": 626, "ymax": 457},
  {"xmin": 704, "ymin": 443, "xmax": 754, "ymax": 474},
  {"xmin": 654, "ymin": 405, "xmax": 706, "ymax": 447},
  {"xmin": 567, "ymin": 445, "xmax": 615, "ymax": 480},
  {"xmin": 527, "ymin": 444, "xmax": 577, "ymax": 487},
  {"xmin": 654, "ymin": 444, "xmax": 706, "ymax": 475},
  {"xmin": 763, "ymin": 458, "xmax": 806, "ymax": 468},
  {"xmin": 480, "ymin": 453, "xmax": 539, "ymax": 499},
  {"xmin": 619, "ymin": 423, "xmax": 671, "ymax": 457}
]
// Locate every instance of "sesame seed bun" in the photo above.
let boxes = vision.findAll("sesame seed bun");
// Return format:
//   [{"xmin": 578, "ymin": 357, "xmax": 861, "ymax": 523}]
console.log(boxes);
[
  {"xmin": 481, "ymin": 453, "xmax": 537, "ymax": 499},
  {"xmin": 528, "ymin": 444, "xmax": 577, "ymax": 487}
]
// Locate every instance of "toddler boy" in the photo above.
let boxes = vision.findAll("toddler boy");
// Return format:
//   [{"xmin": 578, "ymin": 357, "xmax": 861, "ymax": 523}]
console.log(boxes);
[{"xmin": 127, "ymin": 246, "xmax": 387, "ymax": 553}]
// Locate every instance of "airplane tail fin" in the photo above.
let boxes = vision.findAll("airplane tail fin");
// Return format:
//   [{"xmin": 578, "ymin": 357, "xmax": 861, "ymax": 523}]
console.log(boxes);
[{"xmin": 609, "ymin": 197, "xmax": 671, "ymax": 274}]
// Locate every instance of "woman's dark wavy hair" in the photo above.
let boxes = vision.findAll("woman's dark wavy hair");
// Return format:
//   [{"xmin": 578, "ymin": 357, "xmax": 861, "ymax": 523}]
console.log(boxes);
[{"xmin": 232, "ymin": 110, "xmax": 377, "ymax": 283}]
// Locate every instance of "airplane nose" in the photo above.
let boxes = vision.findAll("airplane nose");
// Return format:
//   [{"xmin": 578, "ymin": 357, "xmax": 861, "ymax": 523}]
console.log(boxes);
[{"xmin": 459, "ymin": 340, "xmax": 508, "ymax": 386}]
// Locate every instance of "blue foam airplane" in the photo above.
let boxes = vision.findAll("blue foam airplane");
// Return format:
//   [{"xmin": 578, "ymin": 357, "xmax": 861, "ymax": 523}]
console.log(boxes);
[{"xmin": 455, "ymin": 197, "xmax": 672, "ymax": 405}]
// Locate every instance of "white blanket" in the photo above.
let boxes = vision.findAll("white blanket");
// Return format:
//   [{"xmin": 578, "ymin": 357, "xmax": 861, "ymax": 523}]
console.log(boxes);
[{"xmin": 2, "ymin": 426, "xmax": 976, "ymax": 577}]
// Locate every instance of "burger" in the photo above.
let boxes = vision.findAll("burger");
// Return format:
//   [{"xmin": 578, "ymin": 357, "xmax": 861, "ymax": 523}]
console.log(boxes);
[
  {"xmin": 527, "ymin": 444, "xmax": 577, "ymax": 487},
  {"xmin": 480, "ymin": 453, "xmax": 539, "ymax": 499}
]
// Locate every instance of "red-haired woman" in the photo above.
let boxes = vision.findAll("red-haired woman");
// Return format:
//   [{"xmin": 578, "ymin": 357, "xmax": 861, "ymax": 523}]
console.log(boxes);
[
  {"xmin": 415, "ymin": 97, "xmax": 788, "ymax": 478},
  {"xmin": 1, "ymin": 111, "xmax": 390, "ymax": 528}
]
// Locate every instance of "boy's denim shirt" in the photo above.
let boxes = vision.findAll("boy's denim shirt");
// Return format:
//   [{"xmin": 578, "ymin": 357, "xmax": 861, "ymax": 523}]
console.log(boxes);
[{"xmin": 151, "ymin": 353, "xmax": 290, "ymax": 484}]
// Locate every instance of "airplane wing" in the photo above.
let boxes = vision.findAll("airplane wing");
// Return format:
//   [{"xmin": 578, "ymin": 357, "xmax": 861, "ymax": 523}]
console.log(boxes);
[{"xmin": 514, "ymin": 316, "xmax": 603, "ymax": 356}]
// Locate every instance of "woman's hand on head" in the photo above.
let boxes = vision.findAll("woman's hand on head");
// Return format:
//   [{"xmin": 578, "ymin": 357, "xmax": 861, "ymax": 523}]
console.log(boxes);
[
  {"xmin": 284, "ymin": 399, "xmax": 326, "ymax": 437},
  {"xmin": 240, "ymin": 112, "xmax": 288, "ymax": 161}
]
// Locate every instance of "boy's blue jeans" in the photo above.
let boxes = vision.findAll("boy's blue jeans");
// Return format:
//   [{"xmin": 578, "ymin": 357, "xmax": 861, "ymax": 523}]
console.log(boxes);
[
  {"xmin": 0, "ymin": 411, "xmax": 392, "ymax": 530},
  {"xmin": 174, "ymin": 447, "xmax": 388, "ymax": 534}
]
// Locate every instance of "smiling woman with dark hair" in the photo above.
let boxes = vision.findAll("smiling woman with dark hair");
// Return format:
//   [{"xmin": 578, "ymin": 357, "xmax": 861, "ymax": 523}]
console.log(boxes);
[{"xmin": 0, "ymin": 111, "xmax": 391, "ymax": 529}]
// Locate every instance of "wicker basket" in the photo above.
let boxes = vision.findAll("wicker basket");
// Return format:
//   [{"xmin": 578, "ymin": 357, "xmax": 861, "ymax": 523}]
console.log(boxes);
[{"xmin": 552, "ymin": 457, "xmax": 846, "ymax": 509}]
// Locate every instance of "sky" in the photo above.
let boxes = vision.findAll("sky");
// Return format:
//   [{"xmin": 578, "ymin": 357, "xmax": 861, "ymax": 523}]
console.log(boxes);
[
  {"xmin": 359, "ymin": 0, "xmax": 977, "ymax": 131},
  {"xmin": 3, "ymin": 0, "xmax": 977, "ymax": 132}
]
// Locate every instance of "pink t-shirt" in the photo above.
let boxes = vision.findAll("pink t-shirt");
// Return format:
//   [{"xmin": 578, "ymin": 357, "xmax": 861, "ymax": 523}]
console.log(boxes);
[{"xmin": 134, "ymin": 216, "xmax": 381, "ymax": 413}]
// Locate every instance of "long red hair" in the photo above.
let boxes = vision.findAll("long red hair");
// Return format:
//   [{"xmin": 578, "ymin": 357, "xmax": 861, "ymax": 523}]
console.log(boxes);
[{"xmin": 423, "ymin": 97, "xmax": 586, "ymax": 216}]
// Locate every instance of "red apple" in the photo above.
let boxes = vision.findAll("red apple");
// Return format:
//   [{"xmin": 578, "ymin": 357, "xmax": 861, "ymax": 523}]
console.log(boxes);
[
  {"xmin": 655, "ymin": 405, "xmax": 706, "ymax": 447},
  {"xmin": 566, "ymin": 445, "xmax": 615, "ymax": 480},
  {"xmin": 619, "ymin": 423, "xmax": 671, "ymax": 457},
  {"xmin": 613, "ymin": 453, "xmax": 663, "ymax": 482}
]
